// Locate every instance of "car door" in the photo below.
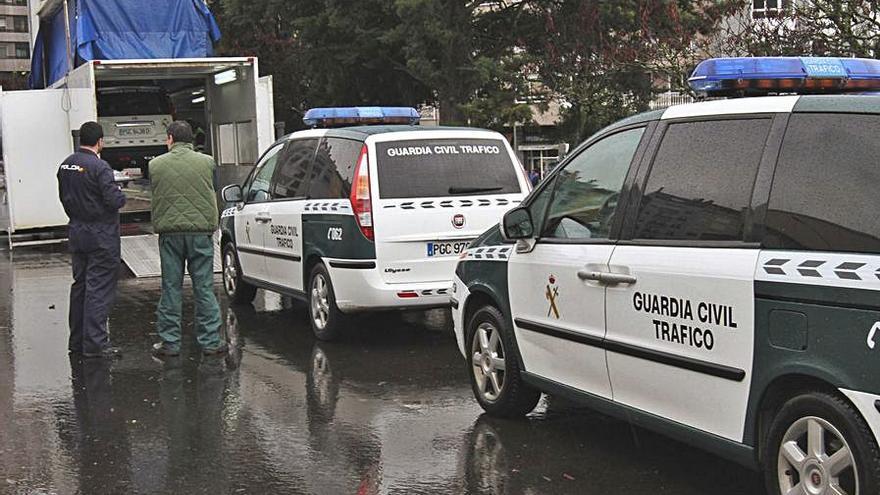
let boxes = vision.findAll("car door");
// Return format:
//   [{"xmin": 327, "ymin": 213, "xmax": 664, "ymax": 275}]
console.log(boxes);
[
  {"xmin": 235, "ymin": 143, "xmax": 283, "ymax": 283},
  {"xmin": 263, "ymin": 138, "xmax": 319, "ymax": 291},
  {"xmin": 508, "ymin": 126, "xmax": 647, "ymax": 398},
  {"xmin": 605, "ymin": 117, "xmax": 775, "ymax": 442}
]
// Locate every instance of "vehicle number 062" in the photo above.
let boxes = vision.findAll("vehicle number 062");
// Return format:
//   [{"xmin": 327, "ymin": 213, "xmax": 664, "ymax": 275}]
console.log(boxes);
[{"xmin": 327, "ymin": 227, "xmax": 343, "ymax": 241}]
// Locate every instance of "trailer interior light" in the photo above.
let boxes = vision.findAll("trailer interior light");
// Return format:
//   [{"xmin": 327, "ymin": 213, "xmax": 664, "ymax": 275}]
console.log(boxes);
[
  {"xmin": 303, "ymin": 107, "xmax": 420, "ymax": 128},
  {"xmin": 191, "ymin": 96, "xmax": 206, "ymax": 104},
  {"xmin": 213, "ymin": 69, "xmax": 238, "ymax": 86},
  {"xmin": 689, "ymin": 56, "xmax": 880, "ymax": 96}
]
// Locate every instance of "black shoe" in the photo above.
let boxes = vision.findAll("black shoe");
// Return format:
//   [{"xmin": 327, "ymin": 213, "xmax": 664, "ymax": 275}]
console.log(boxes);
[
  {"xmin": 82, "ymin": 347, "xmax": 122, "ymax": 359},
  {"xmin": 202, "ymin": 344, "xmax": 228, "ymax": 356},
  {"xmin": 152, "ymin": 342, "xmax": 181, "ymax": 357}
]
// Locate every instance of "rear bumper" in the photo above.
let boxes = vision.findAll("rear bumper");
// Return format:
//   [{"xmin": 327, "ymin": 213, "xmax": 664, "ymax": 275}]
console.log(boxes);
[
  {"xmin": 326, "ymin": 258, "xmax": 453, "ymax": 312},
  {"xmin": 102, "ymin": 145, "xmax": 168, "ymax": 169}
]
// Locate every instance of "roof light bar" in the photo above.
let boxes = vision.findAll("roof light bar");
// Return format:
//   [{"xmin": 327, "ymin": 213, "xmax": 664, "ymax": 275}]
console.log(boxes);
[
  {"xmin": 303, "ymin": 107, "xmax": 420, "ymax": 128},
  {"xmin": 688, "ymin": 57, "xmax": 880, "ymax": 96}
]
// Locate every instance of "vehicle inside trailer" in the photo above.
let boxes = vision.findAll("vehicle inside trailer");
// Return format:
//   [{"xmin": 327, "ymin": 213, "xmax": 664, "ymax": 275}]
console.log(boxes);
[{"xmin": 66, "ymin": 58, "xmax": 272, "ymax": 217}]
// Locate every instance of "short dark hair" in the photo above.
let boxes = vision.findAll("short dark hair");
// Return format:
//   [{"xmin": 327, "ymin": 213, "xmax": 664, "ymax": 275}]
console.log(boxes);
[
  {"xmin": 167, "ymin": 120, "xmax": 194, "ymax": 144},
  {"xmin": 79, "ymin": 121, "xmax": 104, "ymax": 147}
]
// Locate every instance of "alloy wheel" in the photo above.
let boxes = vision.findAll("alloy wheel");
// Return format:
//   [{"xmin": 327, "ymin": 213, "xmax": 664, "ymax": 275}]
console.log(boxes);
[
  {"xmin": 311, "ymin": 273, "xmax": 330, "ymax": 330},
  {"xmin": 223, "ymin": 250, "xmax": 238, "ymax": 296},
  {"xmin": 471, "ymin": 321, "xmax": 506, "ymax": 402},
  {"xmin": 778, "ymin": 416, "xmax": 858, "ymax": 495}
]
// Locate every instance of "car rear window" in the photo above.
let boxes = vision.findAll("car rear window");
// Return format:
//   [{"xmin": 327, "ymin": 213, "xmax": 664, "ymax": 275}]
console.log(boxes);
[
  {"xmin": 97, "ymin": 88, "xmax": 171, "ymax": 117},
  {"xmin": 375, "ymin": 138, "xmax": 521, "ymax": 199},
  {"xmin": 764, "ymin": 113, "xmax": 880, "ymax": 253}
]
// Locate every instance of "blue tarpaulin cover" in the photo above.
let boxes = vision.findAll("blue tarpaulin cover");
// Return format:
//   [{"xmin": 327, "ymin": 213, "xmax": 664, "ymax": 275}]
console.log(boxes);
[{"xmin": 29, "ymin": 0, "xmax": 221, "ymax": 88}]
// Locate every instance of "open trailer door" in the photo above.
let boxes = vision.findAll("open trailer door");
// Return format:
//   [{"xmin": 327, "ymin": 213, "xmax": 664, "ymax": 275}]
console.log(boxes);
[
  {"xmin": 1, "ymin": 88, "xmax": 97, "ymax": 234},
  {"xmin": 256, "ymin": 75, "xmax": 276, "ymax": 155}
]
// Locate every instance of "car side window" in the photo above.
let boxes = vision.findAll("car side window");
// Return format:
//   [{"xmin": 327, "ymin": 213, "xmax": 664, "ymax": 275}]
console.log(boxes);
[
  {"xmin": 308, "ymin": 137, "xmax": 362, "ymax": 199},
  {"xmin": 764, "ymin": 113, "xmax": 880, "ymax": 254},
  {"xmin": 272, "ymin": 139, "xmax": 318, "ymax": 200},
  {"xmin": 245, "ymin": 144, "xmax": 283, "ymax": 203},
  {"xmin": 539, "ymin": 127, "xmax": 644, "ymax": 240},
  {"xmin": 632, "ymin": 119, "xmax": 770, "ymax": 242}
]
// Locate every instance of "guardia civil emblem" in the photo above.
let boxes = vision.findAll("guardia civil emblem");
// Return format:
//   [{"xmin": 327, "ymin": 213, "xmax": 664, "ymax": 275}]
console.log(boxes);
[{"xmin": 545, "ymin": 274, "xmax": 560, "ymax": 319}]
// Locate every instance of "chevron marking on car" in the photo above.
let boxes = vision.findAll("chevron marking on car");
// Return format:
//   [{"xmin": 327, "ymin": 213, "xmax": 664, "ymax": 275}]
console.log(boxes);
[
  {"xmin": 464, "ymin": 246, "xmax": 513, "ymax": 261},
  {"xmin": 756, "ymin": 251, "xmax": 880, "ymax": 290}
]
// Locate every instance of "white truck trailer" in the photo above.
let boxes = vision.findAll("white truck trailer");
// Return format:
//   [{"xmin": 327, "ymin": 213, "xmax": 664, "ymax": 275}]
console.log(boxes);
[{"xmin": 0, "ymin": 57, "xmax": 275, "ymax": 247}]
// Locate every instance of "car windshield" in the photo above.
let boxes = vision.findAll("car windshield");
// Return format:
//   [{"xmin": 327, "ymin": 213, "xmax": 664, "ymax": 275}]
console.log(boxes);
[{"xmin": 98, "ymin": 88, "xmax": 172, "ymax": 117}]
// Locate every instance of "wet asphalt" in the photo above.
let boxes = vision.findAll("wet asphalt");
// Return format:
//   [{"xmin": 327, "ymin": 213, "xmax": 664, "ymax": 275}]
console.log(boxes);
[{"xmin": 0, "ymin": 250, "xmax": 765, "ymax": 495}]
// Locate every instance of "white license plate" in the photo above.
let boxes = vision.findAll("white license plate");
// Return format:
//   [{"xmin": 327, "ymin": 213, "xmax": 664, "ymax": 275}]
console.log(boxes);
[
  {"xmin": 427, "ymin": 241, "xmax": 470, "ymax": 257},
  {"xmin": 119, "ymin": 127, "xmax": 152, "ymax": 137}
]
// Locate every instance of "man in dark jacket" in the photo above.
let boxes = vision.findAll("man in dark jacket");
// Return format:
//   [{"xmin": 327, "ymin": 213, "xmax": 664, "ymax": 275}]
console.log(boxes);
[
  {"xmin": 149, "ymin": 121, "xmax": 224, "ymax": 358},
  {"xmin": 57, "ymin": 121, "xmax": 127, "ymax": 359}
]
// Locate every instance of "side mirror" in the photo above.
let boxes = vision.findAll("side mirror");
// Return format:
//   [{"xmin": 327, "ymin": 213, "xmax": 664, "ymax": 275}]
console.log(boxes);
[
  {"xmin": 502, "ymin": 206, "xmax": 534, "ymax": 240},
  {"xmin": 222, "ymin": 184, "xmax": 243, "ymax": 203}
]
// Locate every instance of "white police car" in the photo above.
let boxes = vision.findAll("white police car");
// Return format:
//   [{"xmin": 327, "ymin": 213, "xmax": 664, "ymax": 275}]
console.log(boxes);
[
  {"xmin": 220, "ymin": 107, "xmax": 529, "ymax": 340},
  {"xmin": 452, "ymin": 57, "xmax": 880, "ymax": 495}
]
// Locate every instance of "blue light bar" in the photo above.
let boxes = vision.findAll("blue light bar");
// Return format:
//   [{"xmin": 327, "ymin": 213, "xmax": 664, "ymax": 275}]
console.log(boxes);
[
  {"xmin": 303, "ymin": 107, "xmax": 420, "ymax": 127},
  {"xmin": 688, "ymin": 56, "xmax": 880, "ymax": 96}
]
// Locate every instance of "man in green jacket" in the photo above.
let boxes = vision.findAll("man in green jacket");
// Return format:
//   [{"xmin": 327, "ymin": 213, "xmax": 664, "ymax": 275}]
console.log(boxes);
[{"xmin": 149, "ymin": 121, "xmax": 225, "ymax": 357}]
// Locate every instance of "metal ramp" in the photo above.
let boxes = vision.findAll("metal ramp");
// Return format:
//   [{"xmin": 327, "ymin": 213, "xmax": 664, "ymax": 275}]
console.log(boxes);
[{"xmin": 120, "ymin": 234, "xmax": 221, "ymax": 278}]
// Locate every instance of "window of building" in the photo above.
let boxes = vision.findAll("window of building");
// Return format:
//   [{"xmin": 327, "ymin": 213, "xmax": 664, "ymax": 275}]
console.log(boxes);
[
  {"xmin": 13, "ymin": 42, "xmax": 28, "ymax": 59},
  {"xmin": 752, "ymin": 0, "xmax": 786, "ymax": 18},
  {"xmin": 271, "ymin": 139, "xmax": 317, "ymax": 200},
  {"xmin": 764, "ymin": 114, "xmax": 880, "ymax": 254},
  {"xmin": 12, "ymin": 16, "xmax": 27, "ymax": 33},
  {"xmin": 632, "ymin": 119, "xmax": 771, "ymax": 242}
]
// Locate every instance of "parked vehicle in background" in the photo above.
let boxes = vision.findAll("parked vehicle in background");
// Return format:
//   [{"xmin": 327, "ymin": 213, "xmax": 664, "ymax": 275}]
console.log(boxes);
[
  {"xmin": 220, "ymin": 107, "xmax": 530, "ymax": 341},
  {"xmin": 97, "ymin": 85, "xmax": 173, "ymax": 175}
]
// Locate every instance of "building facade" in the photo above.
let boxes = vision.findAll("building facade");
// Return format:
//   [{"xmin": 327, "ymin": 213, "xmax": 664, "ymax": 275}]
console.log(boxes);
[{"xmin": 0, "ymin": 0, "xmax": 30, "ymax": 89}]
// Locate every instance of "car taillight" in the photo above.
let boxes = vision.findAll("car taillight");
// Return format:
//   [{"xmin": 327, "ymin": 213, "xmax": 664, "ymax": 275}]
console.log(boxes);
[{"xmin": 350, "ymin": 145, "xmax": 373, "ymax": 241}]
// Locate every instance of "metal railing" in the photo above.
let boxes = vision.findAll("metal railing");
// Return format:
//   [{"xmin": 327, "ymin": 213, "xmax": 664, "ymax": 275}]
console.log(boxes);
[{"xmin": 649, "ymin": 93, "xmax": 696, "ymax": 110}]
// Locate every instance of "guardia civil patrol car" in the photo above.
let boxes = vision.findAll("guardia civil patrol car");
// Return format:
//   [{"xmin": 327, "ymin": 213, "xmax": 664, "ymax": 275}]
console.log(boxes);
[
  {"xmin": 452, "ymin": 57, "xmax": 880, "ymax": 495},
  {"xmin": 220, "ymin": 107, "xmax": 529, "ymax": 341}
]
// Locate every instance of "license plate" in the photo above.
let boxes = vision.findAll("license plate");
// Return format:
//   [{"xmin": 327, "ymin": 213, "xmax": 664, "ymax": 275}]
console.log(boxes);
[
  {"xmin": 427, "ymin": 241, "xmax": 470, "ymax": 257},
  {"xmin": 118, "ymin": 127, "xmax": 152, "ymax": 137}
]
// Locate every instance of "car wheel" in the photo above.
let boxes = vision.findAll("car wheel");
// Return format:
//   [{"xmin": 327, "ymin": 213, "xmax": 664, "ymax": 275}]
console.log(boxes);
[
  {"xmin": 764, "ymin": 391, "xmax": 880, "ymax": 495},
  {"xmin": 308, "ymin": 263, "xmax": 344, "ymax": 341},
  {"xmin": 222, "ymin": 243, "xmax": 256, "ymax": 304},
  {"xmin": 467, "ymin": 305, "xmax": 541, "ymax": 417}
]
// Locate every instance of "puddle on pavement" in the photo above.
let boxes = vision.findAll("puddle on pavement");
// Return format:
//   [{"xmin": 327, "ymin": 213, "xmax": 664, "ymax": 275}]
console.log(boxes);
[{"xmin": 0, "ymin": 251, "xmax": 763, "ymax": 494}]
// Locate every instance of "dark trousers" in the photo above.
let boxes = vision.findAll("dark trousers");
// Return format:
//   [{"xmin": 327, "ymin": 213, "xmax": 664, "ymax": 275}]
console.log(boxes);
[
  {"xmin": 68, "ymin": 223, "xmax": 120, "ymax": 355},
  {"xmin": 156, "ymin": 234, "xmax": 222, "ymax": 350}
]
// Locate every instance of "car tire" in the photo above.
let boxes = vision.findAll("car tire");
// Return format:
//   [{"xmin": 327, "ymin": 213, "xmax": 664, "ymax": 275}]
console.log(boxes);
[
  {"xmin": 308, "ymin": 263, "xmax": 344, "ymax": 341},
  {"xmin": 466, "ymin": 305, "xmax": 540, "ymax": 417},
  {"xmin": 763, "ymin": 391, "xmax": 880, "ymax": 495},
  {"xmin": 222, "ymin": 243, "xmax": 256, "ymax": 304}
]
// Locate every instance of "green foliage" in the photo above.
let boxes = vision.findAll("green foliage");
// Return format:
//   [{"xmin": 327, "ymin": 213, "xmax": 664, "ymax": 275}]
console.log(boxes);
[
  {"xmin": 716, "ymin": 0, "xmax": 880, "ymax": 59},
  {"xmin": 517, "ymin": 0, "xmax": 741, "ymax": 142},
  {"xmin": 209, "ymin": 0, "xmax": 738, "ymax": 141}
]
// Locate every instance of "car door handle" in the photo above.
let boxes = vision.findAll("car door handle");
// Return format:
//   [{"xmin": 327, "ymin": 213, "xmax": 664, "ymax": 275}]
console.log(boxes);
[
  {"xmin": 254, "ymin": 213, "xmax": 272, "ymax": 223},
  {"xmin": 577, "ymin": 270, "xmax": 637, "ymax": 285}
]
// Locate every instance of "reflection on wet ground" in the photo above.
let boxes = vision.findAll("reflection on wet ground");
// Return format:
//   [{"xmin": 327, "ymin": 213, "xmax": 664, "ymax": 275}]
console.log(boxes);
[{"xmin": 0, "ymin": 251, "xmax": 764, "ymax": 494}]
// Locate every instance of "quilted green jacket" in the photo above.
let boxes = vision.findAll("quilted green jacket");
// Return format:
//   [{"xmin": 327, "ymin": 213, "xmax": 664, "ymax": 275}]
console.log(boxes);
[{"xmin": 149, "ymin": 143, "xmax": 218, "ymax": 234}]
